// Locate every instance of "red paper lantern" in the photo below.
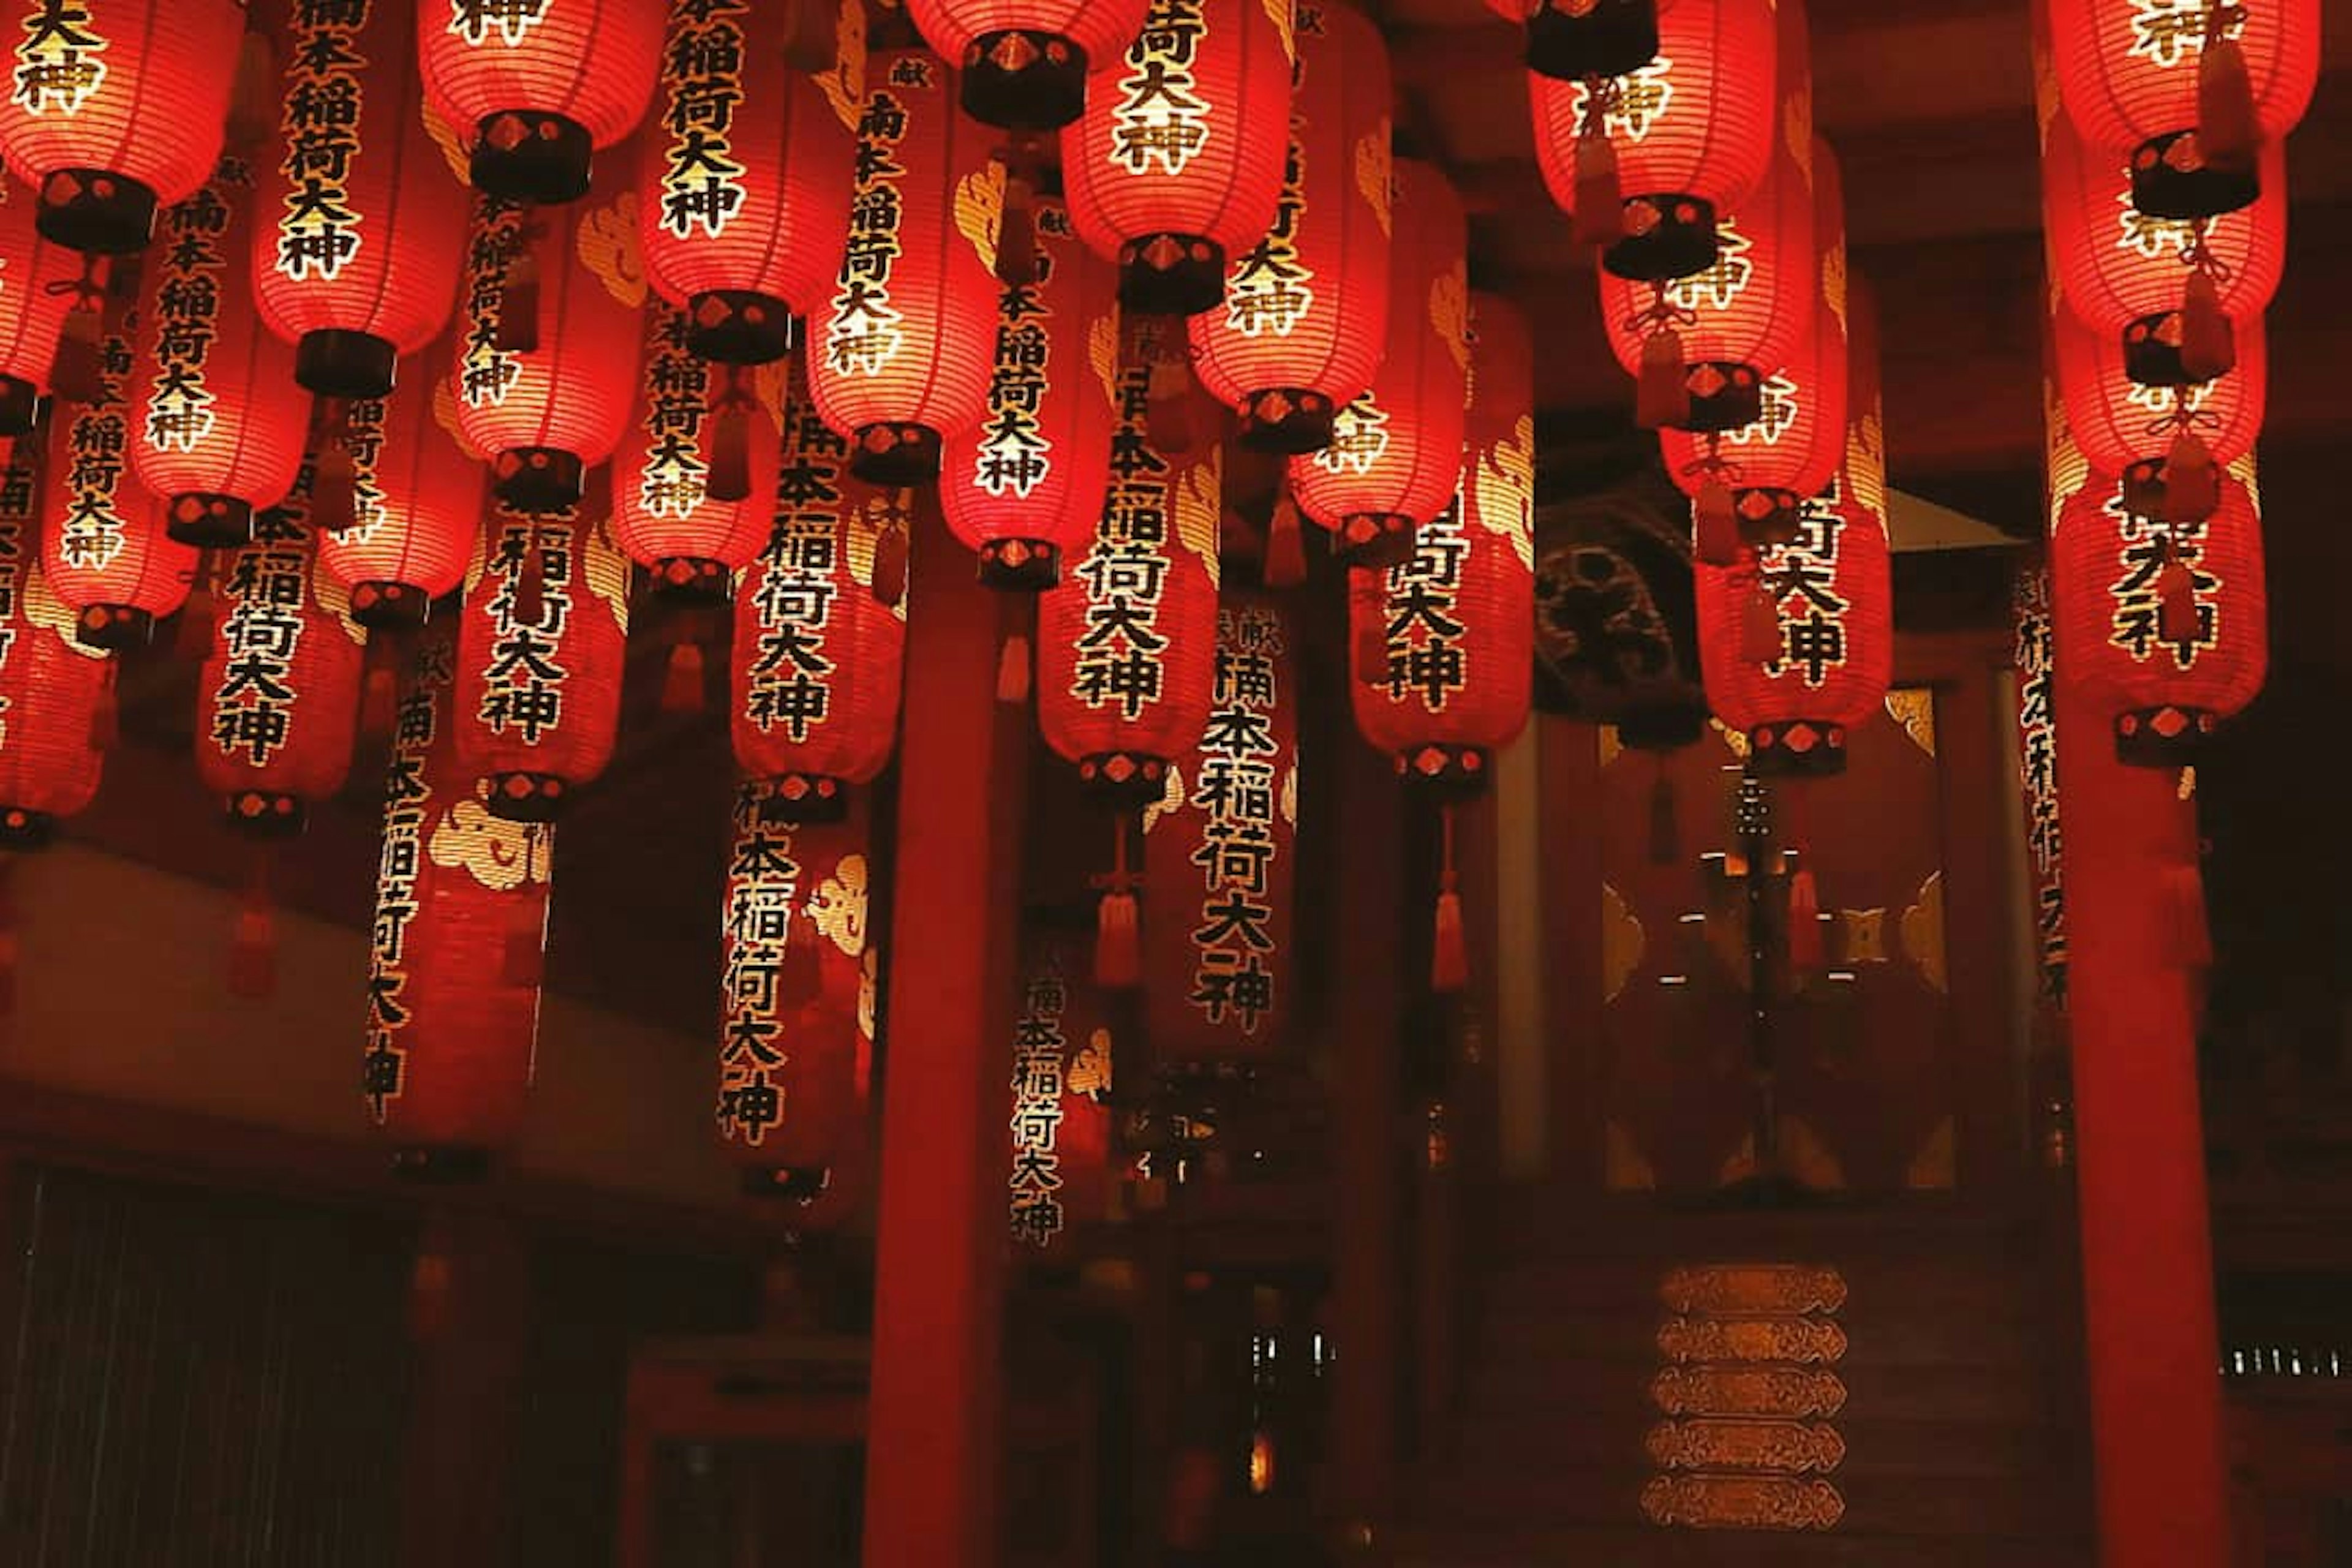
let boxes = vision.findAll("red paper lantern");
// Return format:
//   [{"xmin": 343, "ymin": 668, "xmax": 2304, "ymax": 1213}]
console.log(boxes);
[
  {"xmin": 453, "ymin": 483, "xmax": 630, "ymax": 820},
  {"xmin": 809, "ymin": 47, "xmax": 1001, "ymax": 484},
  {"xmin": 195, "ymin": 507, "xmax": 365, "ymax": 834},
  {"xmin": 451, "ymin": 168, "xmax": 649, "ymax": 513},
  {"xmin": 610, "ymin": 307, "xmax": 782, "ymax": 598},
  {"xmin": 1287, "ymin": 157, "xmax": 1466, "ymax": 568},
  {"xmin": 638, "ymin": 0, "xmax": 858, "ymax": 363},
  {"xmin": 254, "ymin": 0, "xmax": 473, "ymax": 399},
  {"xmin": 1531, "ymin": 0, "xmax": 1777, "ymax": 280},
  {"xmin": 718, "ymin": 785, "xmax": 878, "ymax": 1198},
  {"xmin": 417, "ymin": 0, "xmax": 666, "ymax": 204},
  {"xmin": 940, "ymin": 193, "xmax": 1121, "ymax": 588},
  {"xmin": 1140, "ymin": 591, "xmax": 1297, "ymax": 1061},
  {"xmin": 1036, "ymin": 363, "xmax": 1220, "ymax": 802},
  {"xmin": 2053, "ymin": 472, "xmax": 2265, "ymax": 765},
  {"xmin": 2042, "ymin": 101, "xmax": 2284, "ymax": 383},
  {"xmin": 0, "ymin": 175, "xmax": 89, "ymax": 431},
  {"xmin": 730, "ymin": 380, "xmax": 909, "ymax": 817},
  {"xmin": 1060, "ymin": 0, "xmax": 1290, "ymax": 315},
  {"xmin": 363, "ymin": 628, "xmax": 552, "ymax": 1178},
  {"xmin": 1600, "ymin": 131, "xmax": 1814, "ymax": 432},
  {"xmin": 1186, "ymin": 0, "xmax": 1390, "ymax": 453},
  {"xmin": 313, "ymin": 372, "xmax": 486, "ymax": 629},
  {"xmin": 909, "ymin": 0, "xmax": 1152, "ymax": 129},
  {"xmin": 0, "ymin": 0, "xmax": 241, "ymax": 253},
  {"xmin": 39, "ymin": 327, "xmax": 195, "ymax": 647},
  {"xmin": 1006, "ymin": 934, "xmax": 1117, "ymax": 1256},
  {"xmin": 1657, "ymin": 134, "xmax": 1847, "ymax": 542},
  {"xmin": 2054, "ymin": 304, "xmax": 2264, "ymax": 501},
  {"xmin": 0, "ymin": 464, "xmax": 105, "ymax": 846},
  {"xmin": 1696, "ymin": 499, "xmax": 1893, "ymax": 777},
  {"xmin": 130, "ymin": 156, "xmax": 309, "ymax": 548},
  {"xmin": 2046, "ymin": 0, "xmax": 2318, "ymax": 216}
]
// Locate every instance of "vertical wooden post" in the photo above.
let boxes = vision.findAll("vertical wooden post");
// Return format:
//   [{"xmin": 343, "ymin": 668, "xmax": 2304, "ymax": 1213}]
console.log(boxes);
[
  {"xmin": 399, "ymin": 1206, "xmax": 532, "ymax": 1568},
  {"xmin": 2052, "ymin": 568, "xmax": 2228, "ymax": 1567},
  {"xmin": 862, "ymin": 501, "xmax": 1028, "ymax": 1568}
]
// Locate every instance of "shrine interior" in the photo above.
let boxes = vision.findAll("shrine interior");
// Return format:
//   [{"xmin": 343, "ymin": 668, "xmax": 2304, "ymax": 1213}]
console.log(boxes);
[{"xmin": 0, "ymin": 0, "xmax": 2341, "ymax": 1564}]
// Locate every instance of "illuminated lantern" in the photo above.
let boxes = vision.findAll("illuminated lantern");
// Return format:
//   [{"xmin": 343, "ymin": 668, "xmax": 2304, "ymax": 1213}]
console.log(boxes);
[
  {"xmin": 611, "ymin": 307, "xmax": 782, "ymax": 600},
  {"xmin": 0, "ymin": 0, "xmax": 241, "ymax": 253},
  {"xmin": 254, "ymin": 0, "xmax": 472, "ymax": 399},
  {"xmin": 1525, "ymin": 0, "xmax": 1660, "ymax": 82},
  {"xmin": 1530, "ymin": 0, "xmax": 1776, "ymax": 280},
  {"xmin": 1600, "ymin": 131, "xmax": 1814, "ymax": 435},
  {"xmin": 1140, "ymin": 592, "xmax": 1298, "ymax": 1060},
  {"xmin": 939, "ymin": 192, "xmax": 1121, "ymax": 589},
  {"xmin": 39, "ymin": 326, "xmax": 195, "ymax": 647},
  {"xmin": 1059, "ymin": 0, "xmax": 1291, "ymax": 315},
  {"xmin": 453, "ymin": 483, "xmax": 630, "ymax": 821},
  {"xmin": 0, "ymin": 460, "xmax": 106, "ymax": 847},
  {"xmin": 810, "ymin": 47, "xmax": 1002, "ymax": 484},
  {"xmin": 717, "ymin": 785, "xmax": 879, "ymax": 1198},
  {"xmin": 1657, "ymin": 134, "xmax": 1847, "ymax": 548},
  {"xmin": 451, "ymin": 171, "xmax": 649, "ymax": 513},
  {"xmin": 0, "ymin": 175, "xmax": 91, "ymax": 432},
  {"xmin": 2053, "ymin": 471, "xmax": 2264, "ymax": 764},
  {"xmin": 2042, "ymin": 102, "xmax": 2283, "ymax": 385},
  {"xmin": 417, "ymin": 0, "xmax": 666, "ymax": 205},
  {"xmin": 1287, "ymin": 157, "xmax": 1466, "ymax": 568},
  {"xmin": 731, "ymin": 377, "xmax": 909, "ymax": 818},
  {"xmin": 2046, "ymin": 0, "xmax": 2318, "ymax": 217},
  {"xmin": 1006, "ymin": 935, "xmax": 1117, "ymax": 1257},
  {"xmin": 1186, "ymin": 0, "xmax": 1391, "ymax": 453},
  {"xmin": 909, "ymin": 0, "xmax": 1151, "ymax": 129},
  {"xmin": 363, "ymin": 629, "xmax": 552, "ymax": 1178},
  {"xmin": 638, "ymin": 0, "xmax": 858, "ymax": 365},
  {"xmin": 131, "ymin": 156, "xmax": 309, "ymax": 548},
  {"xmin": 2054, "ymin": 306, "xmax": 2263, "ymax": 516},
  {"xmin": 1460, "ymin": 289, "xmax": 1538, "ymax": 624},
  {"xmin": 313, "ymin": 374, "xmax": 486, "ymax": 629}
]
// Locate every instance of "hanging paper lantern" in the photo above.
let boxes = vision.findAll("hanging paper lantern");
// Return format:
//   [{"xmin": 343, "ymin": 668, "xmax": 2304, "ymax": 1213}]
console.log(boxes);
[
  {"xmin": 130, "ymin": 156, "xmax": 309, "ymax": 548},
  {"xmin": 0, "ymin": 0, "xmax": 241, "ymax": 252},
  {"xmin": 610, "ymin": 307, "xmax": 782, "ymax": 600},
  {"xmin": 809, "ymin": 47, "xmax": 1001, "ymax": 484},
  {"xmin": 717, "ymin": 783, "xmax": 879, "ymax": 1198},
  {"xmin": 908, "ymin": 0, "xmax": 1152, "ymax": 129},
  {"xmin": 1140, "ymin": 591, "xmax": 1298, "ymax": 1061},
  {"xmin": 0, "ymin": 175, "xmax": 91, "ymax": 432},
  {"xmin": 2042, "ymin": 102, "xmax": 2283, "ymax": 385},
  {"xmin": 312, "ymin": 373, "xmax": 486, "ymax": 629},
  {"xmin": 940, "ymin": 193, "xmax": 1122, "ymax": 589},
  {"xmin": 731, "ymin": 378, "xmax": 909, "ymax": 819},
  {"xmin": 2054, "ymin": 470, "xmax": 2265, "ymax": 764},
  {"xmin": 2054, "ymin": 305, "xmax": 2263, "ymax": 513},
  {"xmin": 1530, "ymin": 0, "xmax": 1777, "ymax": 281},
  {"xmin": 0, "ymin": 459, "xmax": 105, "ymax": 846},
  {"xmin": 194, "ymin": 507, "xmax": 365, "ymax": 834},
  {"xmin": 453, "ymin": 483, "xmax": 630, "ymax": 821},
  {"xmin": 1460, "ymin": 288, "xmax": 1538, "ymax": 676},
  {"xmin": 1058, "ymin": 0, "xmax": 1291, "ymax": 315},
  {"xmin": 1658, "ymin": 134, "xmax": 1847, "ymax": 548},
  {"xmin": 39, "ymin": 326, "xmax": 196, "ymax": 647},
  {"xmin": 1525, "ymin": 0, "xmax": 1660, "ymax": 82},
  {"xmin": 1600, "ymin": 130, "xmax": 1814, "ymax": 434},
  {"xmin": 254, "ymin": 0, "xmax": 473, "ymax": 399},
  {"xmin": 416, "ymin": 0, "xmax": 666, "ymax": 205},
  {"xmin": 1186, "ymin": 0, "xmax": 1390, "ymax": 453},
  {"xmin": 1036, "ymin": 362, "xmax": 1221, "ymax": 802},
  {"xmin": 363, "ymin": 629, "xmax": 552, "ymax": 1178},
  {"xmin": 1287, "ymin": 157, "xmax": 1466, "ymax": 568},
  {"xmin": 638, "ymin": 0, "xmax": 859, "ymax": 364},
  {"xmin": 451, "ymin": 170, "xmax": 649, "ymax": 513},
  {"xmin": 1006, "ymin": 934, "xmax": 1117, "ymax": 1257},
  {"xmin": 2046, "ymin": 0, "xmax": 2318, "ymax": 217}
]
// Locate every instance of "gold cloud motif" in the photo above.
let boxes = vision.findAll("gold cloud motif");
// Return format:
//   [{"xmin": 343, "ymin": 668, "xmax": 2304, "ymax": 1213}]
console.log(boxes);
[
  {"xmin": 809, "ymin": 853, "xmax": 869, "ymax": 957},
  {"xmin": 579, "ymin": 189, "xmax": 649, "ymax": 309},
  {"xmin": 428, "ymin": 799, "xmax": 551, "ymax": 892},
  {"xmin": 954, "ymin": 162, "xmax": 1005, "ymax": 277}
]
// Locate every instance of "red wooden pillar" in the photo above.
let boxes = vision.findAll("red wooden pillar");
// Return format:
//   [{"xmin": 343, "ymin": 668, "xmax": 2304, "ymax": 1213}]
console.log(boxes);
[
  {"xmin": 2051, "ymin": 563, "xmax": 2228, "ymax": 1567},
  {"xmin": 862, "ymin": 496, "xmax": 1029, "ymax": 1568},
  {"xmin": 400, "ymin": 1207, "xmax": 532, "ymax": 1568}
]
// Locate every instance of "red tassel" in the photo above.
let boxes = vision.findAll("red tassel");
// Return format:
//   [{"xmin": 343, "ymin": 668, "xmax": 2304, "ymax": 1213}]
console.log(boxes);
[
  {"xmin": 780, "ymin": 0, "xmax": 838, "ymax": 74},
  {"xmin": 996, "ymin": 164, "xmax": 1038, "ymax": 287},
  {"xmin": 2177, "ymin": 270, "xmax": 2234, "ymax": 383},
  {"xmin": 2196, "ymin": 32, "xmax": 2260, "ymax": 173},
  {"xmin": 2157, "ymin": 540, "xmax": 2199, "ymax": 647},
  {"xmin": 501, "ymin": 835, "xmax": 547, "ymax": 989},
  {"xmin": 1095, "ymin": 823, "xmax": 1143, "ymax": 990},
  {"xmin": 706, "ymin": 381, "xmax": 752, "ymax": 503},
  {"xmin": 2161, "ymin": 861, "xmax": 2213, "ymax": 970},
  {"xmin": 661, "ymin": 638, "xmax": 706, "ymax": 714},
  {"xmin": 1570, "ymin": 127, "xmax": 1624, "ymax": 249},
  {"xmin": 88, "ymin": 663, "xmax": 118, "ymax": 752},
  {"xmin": 1648, "ymin": 764, "xmax": 1678, "ymax": 866},
  {"xmin": 1264, "ymin": 487, "xmax": 1307, "ymax": 589},
  {"xmin": 995, "ymin": 627, "xmax": 1031, "ymax": 705},
  {"xmin": 1636, "ymin": 327, "xmax": 1687, "ymax": 430},
  {"xmin": 228, "ymin": 867, "xmax": 276, "ymax": 1000},
  {"xmin": 1354, "ymin": 603, "xmax": 1389, "ymax": 687},
  {"xmin": 175, "ymin": 557, "xmax": 215, "ymax": 663},
  {"xmin": 1430, "ymin": 807, "xmax": 1468, "ymax": 993},
  {"xmin": 513, "ymin": 542, "xmax": 547, "ymax": 626},
  {"xmin": 782, "ymin": 907, "xmax": 824, "ymax": 1005},
  {"xmin": 870, "ymin": 522, "xmax": 909, "ymax": 608},
  {"xmin": 311, "ymin": 435, "xmax": 359, "ymax": 535},
  {"xmin": 1741, "ymin": 577, "xmax": 1783, "ymax": 666},
  {"xmin": 227, "ymin": 31, "xmax": 277, "ymax": 151},
  {"xmin": 360, "ymin": 663, "xmax": 397, "ymax": 740},
  {"xmin": 50, "ymin": 305, "xmax": 104, "ymax": 405},
  {"xmin": 2163, "ymin": 430, "xmax": 2220, "ymax": 525},
  {"xmin": 1694, "ymin": 478, "xmax": 1738, "ymax": 567},
  {"xmin": 496, "ymin": 228, "xmax": 542, "ymax": 355},
  {"xmin": 1787, "ymin": 865, "xmax": 1823, "ymax": 973},
  {"xmin": 1147, "ymin": 353, "xmax": 1194, "ymax": 454}
]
